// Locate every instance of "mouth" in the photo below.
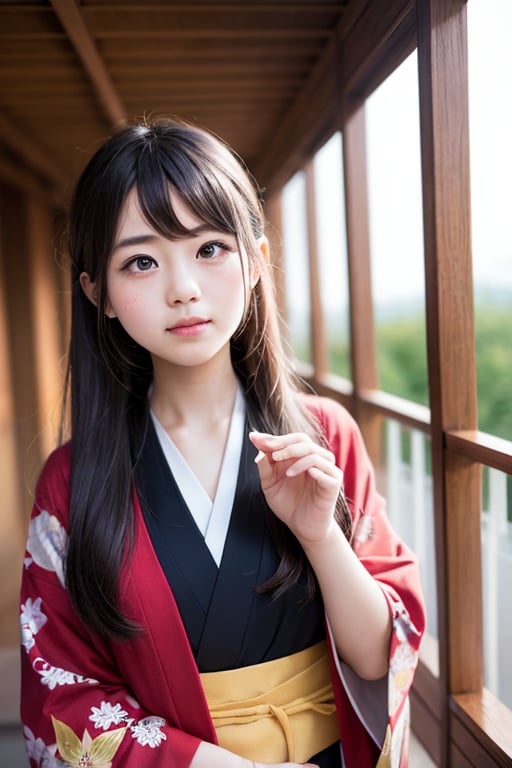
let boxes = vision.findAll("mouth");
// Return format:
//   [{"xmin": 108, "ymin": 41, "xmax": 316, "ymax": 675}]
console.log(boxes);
[{"xmin": 168, "ymin": 317, "xmax": 211, "ymax": 337}]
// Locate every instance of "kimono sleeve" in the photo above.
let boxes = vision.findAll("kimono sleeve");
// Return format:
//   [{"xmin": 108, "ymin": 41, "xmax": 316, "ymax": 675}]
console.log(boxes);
[
  {"xmin": 309, "ymin": 397, "xmax": 426, "ymax": 762},
  {"xmin": 20, "ymin": 446, "xmax": 202, "ymax": 768}
]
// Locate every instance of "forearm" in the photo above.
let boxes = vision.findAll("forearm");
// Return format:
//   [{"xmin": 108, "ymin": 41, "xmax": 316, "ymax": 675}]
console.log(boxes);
[
  {"xmin": 247, "ymin": 429, "xmax": 392, "ymax": 679},
  {"xmin": 300, "ymin": 524, "xmax": 392, "ymax": 680}
]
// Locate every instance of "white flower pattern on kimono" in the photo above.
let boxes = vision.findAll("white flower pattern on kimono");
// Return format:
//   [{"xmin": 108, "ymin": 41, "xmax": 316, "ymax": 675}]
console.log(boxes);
[
  {"xmin": 90, "ymin": 702, "xmax": 130, "ymax": 731},
  {"xmin": 33, "ymin": 657, "xmax": 98, "ymax": 690},
  {"xmin": 26, "ymin": 509, "xmax": 68, "ymax": 586},
  {"xmin": 24, "ymin": 725, "xmax": 66, "ymax": 768},
  {"xmin": 352, "ymin": 511, "xmax": 374, "ymax": 544},
  {"xmin": 130, "ymin": 716, "xmax": 167, "ymax": 748},
  {"xmin": 388, "ymin": 607, "xmax": 421, "ymax": 717},
  {"xmin": 20, "ymin": 596, "xmax": 48, "ymax": 652},
  {"xmin": 24, "ymin": 725, "xmax": 48, "ymax": 763},
  {"xmin": 394, "ymin": 606, "xmax": 422, "ymax": 644}
]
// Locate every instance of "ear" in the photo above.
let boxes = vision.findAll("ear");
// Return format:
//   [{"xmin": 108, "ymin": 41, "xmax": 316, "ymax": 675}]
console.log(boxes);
[
  {"xmin": 258, "ymin": 235, "xmax": 270, "ymax": 265},
  {"xmin": 249, "ymin": 235, "xmax": 269, "ymax": 289},
  {"xmin": 80, "ymin": 272, "xmax": 116, "ymax": 318}
]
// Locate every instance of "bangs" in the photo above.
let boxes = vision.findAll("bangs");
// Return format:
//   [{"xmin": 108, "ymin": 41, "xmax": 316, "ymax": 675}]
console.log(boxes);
[{"xmin": 134, "ymin": 136, "xmax": 241, "ymax": 239}]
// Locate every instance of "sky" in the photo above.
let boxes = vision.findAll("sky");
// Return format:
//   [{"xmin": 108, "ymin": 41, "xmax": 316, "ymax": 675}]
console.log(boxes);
[{"xmin": 466, "ymin": 0, "xmax": 512, "ymax": 293}]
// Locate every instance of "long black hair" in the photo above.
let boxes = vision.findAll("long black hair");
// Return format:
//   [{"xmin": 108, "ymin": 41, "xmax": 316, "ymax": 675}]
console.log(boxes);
[{"xmin": 64, "ymin": 118, "xmax": 351, "ymax": 639}]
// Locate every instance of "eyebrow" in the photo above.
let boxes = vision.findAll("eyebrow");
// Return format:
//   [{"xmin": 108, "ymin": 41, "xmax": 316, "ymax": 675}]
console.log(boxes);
[
  {"xmin": 113, "ymin": 224, "xmax": 226, "ymax": 251},
  {"xmin": 113, "ymin": 234, "xmax": 159, "ymax": 251}
]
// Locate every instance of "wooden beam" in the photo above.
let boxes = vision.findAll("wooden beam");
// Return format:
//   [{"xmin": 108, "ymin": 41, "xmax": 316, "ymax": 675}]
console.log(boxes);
[
  {"xmin": 0, "ymin": 7, "xmax": 62, "ymax": 39},
  {"xmin": 0, "ymin": 112, "xmax": 67, "ymax": 189},
  {"xmin": 341, "ymin": 0, "xmax": 414, "ymax": 96},
  {"xmin": 81, "ymin": 5, "xmax": 342, "ymax": 38},
  {"xmin": 252, "ymin": 30, "xmax": 340, "ymax": 190},
  {"xmin": 445, "ymin": 430, "xmax": 512, "ymax": 476},
  {"xmin": 0, "ymin": 155, "xmax": 61, "ymax": 206},
  {"xmin": 49, "ymin": 0, "xmax": 126, "ymax": 128},
  {"xmin": 100, "ymin": 38, "xmax": 321, "ymax": 60},
  {"xmin": 451, "ymin": 691, "xmax": 512, "ymax": 765},
  {"xmin": 105, "ymin": 62, "xmax": 310, "ymax": 78}
]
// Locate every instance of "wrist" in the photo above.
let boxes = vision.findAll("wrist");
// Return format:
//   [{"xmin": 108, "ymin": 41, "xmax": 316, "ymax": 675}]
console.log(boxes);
[{"xmin": 298, "ymin": 518, "xmax": 341, "ymax": 552}]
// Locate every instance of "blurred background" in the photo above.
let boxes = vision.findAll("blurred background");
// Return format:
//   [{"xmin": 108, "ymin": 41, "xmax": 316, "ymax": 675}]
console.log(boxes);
[{"xmin": 1, "ymin": 1, "xmax": 511, "ymax": 766}]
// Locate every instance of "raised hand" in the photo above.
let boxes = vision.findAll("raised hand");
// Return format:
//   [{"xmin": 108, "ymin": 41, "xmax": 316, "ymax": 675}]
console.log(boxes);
[{"xmin": 248, "ymin": 431, "xmax": 343, "ymax": 545}]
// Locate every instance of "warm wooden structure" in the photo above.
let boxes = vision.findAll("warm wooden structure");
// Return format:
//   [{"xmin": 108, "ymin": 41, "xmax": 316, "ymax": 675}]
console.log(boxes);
[{"xmin": 1, "ymin": 1, "xmax": 511, "ymax": 766}]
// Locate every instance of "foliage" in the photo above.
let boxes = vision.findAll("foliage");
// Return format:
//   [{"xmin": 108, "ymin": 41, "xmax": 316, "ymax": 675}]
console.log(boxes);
[
  {"xmin": 323, "ymin": 303, "xmax": 512, "ymax": 442},
  {"xmin": 474, "ymin": 304, "xmax": 512, "ymax": 442},
  {"xmin": 375, "ymin": 313, "xmax": 429, "ymax": 407}
]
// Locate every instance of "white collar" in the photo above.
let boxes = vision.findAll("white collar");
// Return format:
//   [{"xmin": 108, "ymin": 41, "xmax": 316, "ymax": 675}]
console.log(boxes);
[{"xmin": 149, "ymin": 387, "xmax": 246, "ymax": 566}]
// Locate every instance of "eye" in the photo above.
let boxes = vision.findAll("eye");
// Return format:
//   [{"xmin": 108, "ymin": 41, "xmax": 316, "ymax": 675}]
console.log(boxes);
[
  {"xmin": 196, "ymin": 241, "xmax": 231, "ymax": 260},
  {"xmin": 125, "ymin": 255, "xmax": 156, "ymax": 272}
]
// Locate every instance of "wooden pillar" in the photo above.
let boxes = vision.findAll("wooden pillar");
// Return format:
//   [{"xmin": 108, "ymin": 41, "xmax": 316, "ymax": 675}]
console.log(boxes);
[
  {"xmin": 304, "ymin": 159, "xmax": 328, "ymax": 379},
  {"xmin": 0, "ymin": 292, "xmax": 24, "ymax": 644},
  {"xmin": 417, "ymin": 0, "xmax": 481, "ymax": 764},
  {"xmin": 342, "ymin": 104, "xmax": 381, "ymax": 464},
  {"xmin": 0, "ymin": 185, "xmax": 30, "ymax": 645},
  {"xmin": 0, "ymin": 185, "xmax": 43, "ymax": 518},
  {"xmin": 29, "ymin": 196, "xmax": 66, "ymax": 458}
]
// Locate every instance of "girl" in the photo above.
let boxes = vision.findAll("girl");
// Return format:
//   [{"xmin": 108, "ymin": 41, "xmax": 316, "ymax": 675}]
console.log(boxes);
[{"xmin": 20, "ymin": 119, "xmax": 425, "ymax": 768}]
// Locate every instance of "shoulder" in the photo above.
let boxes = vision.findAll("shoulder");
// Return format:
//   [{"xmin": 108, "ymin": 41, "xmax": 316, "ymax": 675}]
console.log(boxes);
[{"xmin": 33, "ymin": 442, "xmax": 72, "ymax": 524}]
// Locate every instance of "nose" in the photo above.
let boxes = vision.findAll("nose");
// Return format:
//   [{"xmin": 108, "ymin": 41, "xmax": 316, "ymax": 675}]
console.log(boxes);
[{"xmin": 166, "ymin": 256, "xmax": 201, "ymax": 305}]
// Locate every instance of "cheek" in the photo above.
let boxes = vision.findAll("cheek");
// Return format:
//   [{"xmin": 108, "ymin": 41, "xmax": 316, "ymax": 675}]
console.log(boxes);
[
  {"xmin": 119, "ymin": 293, "xmax": 140, "ymax": 314},
  {"xmin": 222, "ymin": 261, "xmax": 247, "ymax": 298},
  {"xmin": 107, "ymin": 284, "xmax": 142, "ymax": 319},
  {"xmin": 221, "ymin": 267, "xmax": 247, "ymax": 318}
]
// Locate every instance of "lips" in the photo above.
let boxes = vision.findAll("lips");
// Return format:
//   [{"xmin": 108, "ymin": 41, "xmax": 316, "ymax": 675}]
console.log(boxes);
[
  {"xmin": 168, "ymin": 317, "xmax": 211, "ymax": 337},
  {"xmin": 169, "ymin": 316, "xmax": 209, "ymax": 330}
]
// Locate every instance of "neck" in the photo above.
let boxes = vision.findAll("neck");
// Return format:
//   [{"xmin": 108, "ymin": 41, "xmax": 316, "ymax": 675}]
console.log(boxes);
[{"xmin": 150, "ymin": 353, "xmax": 239, "ymax": 430}]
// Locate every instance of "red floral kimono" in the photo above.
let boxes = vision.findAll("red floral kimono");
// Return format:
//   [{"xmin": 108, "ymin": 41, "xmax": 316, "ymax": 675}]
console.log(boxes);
[{"xmin": 19, "ymin": 396, "xmax": 425, "ymax": 767}]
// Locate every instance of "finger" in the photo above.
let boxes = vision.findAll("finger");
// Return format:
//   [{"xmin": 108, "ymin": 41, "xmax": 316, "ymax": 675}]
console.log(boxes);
[
  {"xmin": 271, "ymin": 442, "xmax": 335, "ymax": 465},
  {"xmin": 285, "ymin": 454, "xmax": 343, "ymax": 481},
  {"xmin": 306, "ymin": 466, "xmax": 343, "ymax": 493},
  {"xmin": 249, "ymin": 431, "xmax": 313, "ymax": 451},
  {"xmin": 253, "ymin": 448, "xmax": 277, "ymax": 486},
  {"xmin": 249, "ymin": 432, "xmax": 335, "ymax": 467}
]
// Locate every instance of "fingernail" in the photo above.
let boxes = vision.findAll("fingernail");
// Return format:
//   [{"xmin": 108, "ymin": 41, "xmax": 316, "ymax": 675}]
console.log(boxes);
[{"xmin": 255, "ymin": 450, "xmax": 265, "ymax": 463}]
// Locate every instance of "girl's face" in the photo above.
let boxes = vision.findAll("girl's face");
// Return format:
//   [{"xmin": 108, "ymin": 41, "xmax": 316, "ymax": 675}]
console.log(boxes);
[{"xmin": 91, "ymin": 188, "xmax": 254, "ymax": 375}]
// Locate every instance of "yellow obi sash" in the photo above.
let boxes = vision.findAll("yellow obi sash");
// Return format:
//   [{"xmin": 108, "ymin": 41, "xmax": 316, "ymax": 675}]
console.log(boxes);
[{"xmin": 199, "ymin": 640, "xmax": 340, "ymax": 763}]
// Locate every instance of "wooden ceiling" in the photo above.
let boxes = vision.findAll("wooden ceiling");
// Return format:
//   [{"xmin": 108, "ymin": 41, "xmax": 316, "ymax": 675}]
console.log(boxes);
[{"xmin": 0, "ymin": 1, "xmax": 353, "ymax": 198}]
